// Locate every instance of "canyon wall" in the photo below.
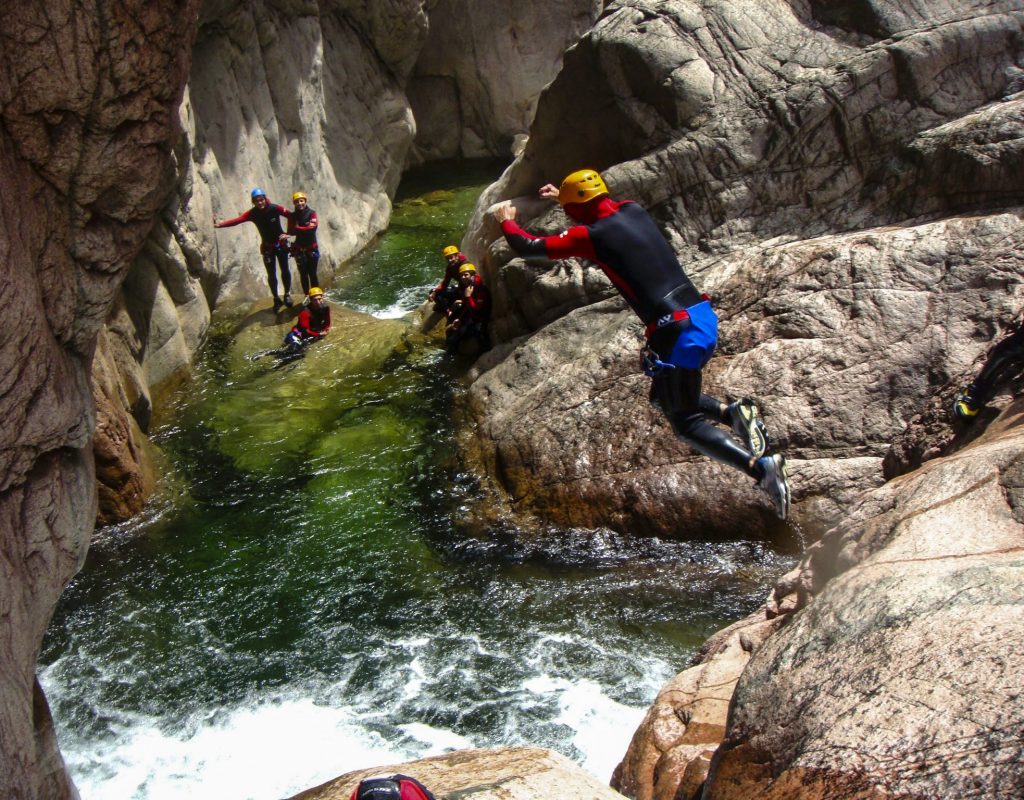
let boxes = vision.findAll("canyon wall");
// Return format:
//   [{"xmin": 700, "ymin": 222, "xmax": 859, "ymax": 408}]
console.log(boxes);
[
  {"xmin": 93, "ymin": 0, "xmax": 601, "ymax": 524},
  {"xmin": 0, "ymin": 4, "xmax": 201, "ymax": 797}
]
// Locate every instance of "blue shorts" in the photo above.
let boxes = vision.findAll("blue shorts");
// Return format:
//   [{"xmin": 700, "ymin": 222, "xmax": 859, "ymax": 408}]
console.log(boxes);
[{"xmin": 665, "ymin": 300, "xmax": 718, "ymax": 369}]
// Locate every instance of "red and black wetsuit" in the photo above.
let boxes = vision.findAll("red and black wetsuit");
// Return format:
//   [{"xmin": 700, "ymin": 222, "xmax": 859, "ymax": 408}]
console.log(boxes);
[
  {"xmin": 500, "ymin": 197, "xmax": 757, "ymax": 476},
  {"xmin": 293, "ymin": 303, "xmax": 331, "ymax": 340},
  {"xmin": 288, "ymin": 205, "xmax": 320, "ymax": 294},
  {"xmin": 500, "ymin": 198, "xmax": 703, "ymax": 325},
  {"xmin": 446, "ymin": 275, "xmax": 491, "ymax": 352},
  {"xmin": 349, "ymin": 774, "xmax": 436, "ymax": 800},
  {"xmin": 219, "ymin": 203, "xmax": 293, "ymax": 299}
]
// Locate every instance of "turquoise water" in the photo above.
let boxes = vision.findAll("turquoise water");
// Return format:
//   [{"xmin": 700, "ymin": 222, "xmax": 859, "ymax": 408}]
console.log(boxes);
[{"xmin": 40, "ymin": 161, "xmax": 794, "ymax": 800}]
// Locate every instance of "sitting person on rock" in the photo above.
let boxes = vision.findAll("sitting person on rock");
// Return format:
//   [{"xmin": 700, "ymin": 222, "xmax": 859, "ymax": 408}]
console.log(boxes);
[
  {"xmin": 288, "ymin": 190, "xmax": 321, "ymax": 295},
  {"xmin": 445, "ymin": 262, "xmax": 492, "ymax": 355},
  {"xmin": 953, "ymin": 321, "xmax": 1024, "ymax": 419},
  {"xmin": 350, "ymin": 773, "xmax": 436, "ymax": 800},
  {"xmin": 280, "ymin": 286, "xmax": 331, "ymax": 357},
  {"xmin": 493, "ymin": 168, "xmax": 790, "ymax": 519},
  {"xmin": 214, "ymin": 187, "xmax": 294, "ymax": 313},
  {"xmin": 422, "ymin": 244, "xmax": 467, "ymax": 332}
]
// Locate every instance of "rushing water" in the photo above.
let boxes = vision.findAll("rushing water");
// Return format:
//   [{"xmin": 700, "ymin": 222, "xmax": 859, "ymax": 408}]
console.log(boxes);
[{"xmin": 40, "ymin": 161, "xmax": 796, "ymax": 800}]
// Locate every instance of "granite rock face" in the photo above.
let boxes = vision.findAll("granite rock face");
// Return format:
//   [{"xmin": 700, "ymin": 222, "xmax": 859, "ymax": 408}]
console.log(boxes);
[
  {"xmin": 290, "ymin": 746, "xmax": 627, "ymax": 800},
  {"xmin": 407, "ymin": 0, "xmax": 602, "ymax": 163},
  {"xmin": 463, "ymin": 0, "xmax": 1024, "ymax": 539},
  {"xmin": 615, "ymin": 405, "xmax": 1024, "ymax": 798},
  {"xmin": 0, "ymin": 3, "xmax": 200, "ymax": 798}
]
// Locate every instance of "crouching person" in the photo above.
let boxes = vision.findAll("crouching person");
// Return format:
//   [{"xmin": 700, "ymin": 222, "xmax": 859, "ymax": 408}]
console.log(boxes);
[{"xmin": 445, "ymin": 262, "xmax": 491, "ymax": 355}]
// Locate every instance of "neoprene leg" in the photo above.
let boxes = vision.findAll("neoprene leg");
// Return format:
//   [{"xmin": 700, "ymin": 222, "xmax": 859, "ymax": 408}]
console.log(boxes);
[
  {"xmin": 699, "ymin": 394, "xmax": 728, "ymax": 422},
  {"xmin": 262, "ymin": 251, "xmax": 279, "ymax": 298},
  {"xmin": 307, "ymin": 249, "xmax": 320, "ymax": 288},
  {"xmin": 276, "ymin": 249, "xmax": 292, "ymax": 294},
  {"xmin": 652, "ymin": 367, "xmax": 757, "ymax": 477},
  {"xmin": 295, "ymin": 252, "xmax": 311, "ymax": 294},
  {"xmin": 971, "ymin": 326, "xmax": 1024, "ymax": 405}
]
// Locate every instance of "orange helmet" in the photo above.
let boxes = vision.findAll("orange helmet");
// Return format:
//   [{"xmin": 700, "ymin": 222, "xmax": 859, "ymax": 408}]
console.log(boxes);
[{"xmin": 558, "ymin": 169, "xmax": 609, "ymax": 206}]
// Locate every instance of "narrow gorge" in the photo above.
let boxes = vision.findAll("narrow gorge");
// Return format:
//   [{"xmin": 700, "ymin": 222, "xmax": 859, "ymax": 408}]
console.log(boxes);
[{"xmin": 2, "ymin": 1, "xmax": 1023, "ymax": 799}]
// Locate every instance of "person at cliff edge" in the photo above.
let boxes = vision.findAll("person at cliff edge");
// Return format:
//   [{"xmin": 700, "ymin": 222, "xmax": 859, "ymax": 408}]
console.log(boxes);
[
  {"xmin": 288, "ymin": 190, "xmax": 321, "ymax": 295},
  {"xmin": 493, "ymin": 169, "xmax": 791, "ymax": 519},
  {"xmin": 350, "ymin": 773, "xmax": 436, "ymax": 800},
  {"xmin": 214, "ymin": 187, "xmax": 294, "ymax": 313}
]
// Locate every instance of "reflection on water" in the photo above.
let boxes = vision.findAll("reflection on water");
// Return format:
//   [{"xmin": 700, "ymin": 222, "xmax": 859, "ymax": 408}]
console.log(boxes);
[{"xmin": 40, "ymin": 160, "xmax": 795, "ymax": 800}]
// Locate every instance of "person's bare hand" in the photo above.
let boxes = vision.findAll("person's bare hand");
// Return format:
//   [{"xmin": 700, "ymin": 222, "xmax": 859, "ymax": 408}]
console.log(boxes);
[
  {"xmin": 539, "ymin": 184, "xmax": 559, "ymax": 200},
  {"xmin": 465, "ymin": 285, "xmax": 474, "ymax": 297},
  {"xmin": 493, "ymin": 202, "xmax": 516, "ymax": 223}
]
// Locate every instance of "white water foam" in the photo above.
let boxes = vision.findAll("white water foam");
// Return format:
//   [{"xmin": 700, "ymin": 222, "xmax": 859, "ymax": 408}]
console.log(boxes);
[
  {"xmin": 348, "ymin": 285, "xmax": 432, "ymax": 320},
  {"xmin": 52, "ymin": 695, "xmax": 410, "ymax": 800},
  {"xmin": 522, "ymin": 675, "xmax": 649, "ymax": 783}
]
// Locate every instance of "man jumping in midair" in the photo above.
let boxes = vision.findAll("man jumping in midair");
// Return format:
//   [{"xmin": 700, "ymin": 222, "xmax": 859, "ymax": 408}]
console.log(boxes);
[{"xmin": 493, "ymin": 169, "xmax": 791, "ymax": 519}]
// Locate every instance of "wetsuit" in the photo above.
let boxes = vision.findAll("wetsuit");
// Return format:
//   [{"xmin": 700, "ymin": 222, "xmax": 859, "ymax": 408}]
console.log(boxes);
[
  {"xmin": 282, "ymin": 302, "xmax": 331, "ymax": 353},
  {"xmin": 446, "ymin": 275, "xmax": 491, "ymax": 352},
  {"xmin": 349, "ymin": 774, "xmax": 436, "ymax": 800},
  {"xmin": 500, "ymin": 197, "xmax": 756, "ymax": 475},
  {"xmin": 288, "ymin": 205, "xmax": 320, "ymax": 294},
  {"xmin": 219, "ymin": 203, "xmax": 292, "ymax": 300},
  {"xmin": 424, "ymin": 253, "xmax": 467, "ymax": 331}
]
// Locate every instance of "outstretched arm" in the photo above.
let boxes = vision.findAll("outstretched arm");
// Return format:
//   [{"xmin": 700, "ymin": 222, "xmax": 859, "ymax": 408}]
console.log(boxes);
[{"xmin": 492, "ymin": 202, "xmax": 595, "ymax": 261}]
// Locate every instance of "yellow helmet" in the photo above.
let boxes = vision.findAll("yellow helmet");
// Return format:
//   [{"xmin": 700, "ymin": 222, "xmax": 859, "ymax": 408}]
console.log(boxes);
[
  {"xmin": 442, "ymin": 245, "xmax": 459, "ymax": 257},
  {"xmin": 292, "ymin": 191, "xmax": 307, "ymax": 202},
  {"xmin": 558, "ymin": 169, "xmax": 608, "ymax": 206},
  {"xmin": 308, "ymin": 287, "xmax": 324, "ymax": 298},
  {"xmin": 458, "ymin": 263, "xmax": 477, "ymax": 275}
]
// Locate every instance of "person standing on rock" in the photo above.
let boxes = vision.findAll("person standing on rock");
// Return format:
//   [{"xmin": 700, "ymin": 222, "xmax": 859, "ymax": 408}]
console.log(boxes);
[
  {"xmin": 493, "ymin": 169, "xmax": 791, "ymax": 519},
  {"xmin": 214, "ymin": 187, "xmax": 294, "ymax": 313},
  {"xmin": 288, "ymin": 190, "xmax": 321, "ymax": 296},
  {"xmin": 422, "ymin": 244, "xmax": 468, "ymax": 332}
]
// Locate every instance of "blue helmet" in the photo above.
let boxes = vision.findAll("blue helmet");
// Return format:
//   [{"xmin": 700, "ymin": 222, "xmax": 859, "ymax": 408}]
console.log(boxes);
[{"xmin": 251, "ymin": 187, "xmax": 267, "ymax": 201}]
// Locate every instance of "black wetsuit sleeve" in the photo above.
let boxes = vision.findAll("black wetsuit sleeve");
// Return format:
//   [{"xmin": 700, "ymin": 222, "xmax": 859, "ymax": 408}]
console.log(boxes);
[{"xmin": 500, "ymin": 220, "xmax": 550, "ymax": 257}]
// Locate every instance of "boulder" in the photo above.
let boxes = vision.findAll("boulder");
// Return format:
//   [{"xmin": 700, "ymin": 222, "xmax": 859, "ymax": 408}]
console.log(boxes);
[
  {"xmin": 613, "ymin": 400, "xmax": 1024, "ymax": 800},
  {"xmin": 289, "ymin": 746, "xmax": 627, "ymax": 799}
]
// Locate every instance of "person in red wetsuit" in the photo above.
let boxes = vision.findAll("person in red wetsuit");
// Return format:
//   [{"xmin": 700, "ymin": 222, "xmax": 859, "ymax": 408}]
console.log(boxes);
[
  {"xmin": 349, "ymin": 773, "xmax": 436, "ymax": 800},
  {"xmin": 445, "ymin": 262, "xmax": 491, "ymax": 354},
  {"xmin": 280, "ymin": 286, "xmax": 331, "ymax": 357},
  {"xmin": 422, "ymin": 244, "xmax": 467, "ymax": 332},
  {"xmin": 288, "ymin": 190, "xmax": 321, "ymax": 295},
  {"xmin": 215, "ymin": 187, "xmax": 294, "ymax": 312},
  {"xmin": 493, "ymin": 169, "xmax": 791, "ymax": 519}
]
